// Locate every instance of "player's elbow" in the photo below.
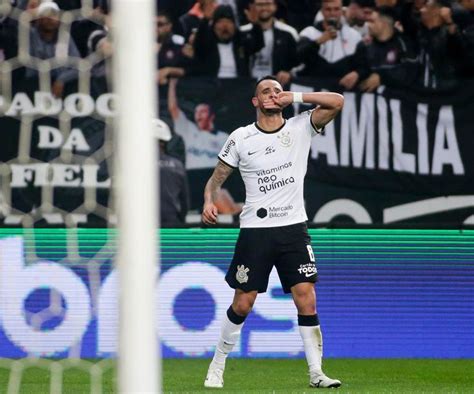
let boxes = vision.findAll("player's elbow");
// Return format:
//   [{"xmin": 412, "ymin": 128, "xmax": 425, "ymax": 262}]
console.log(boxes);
[{"xmin": 334, "ymin": 94, "xmax": 344, "ymax": 112}]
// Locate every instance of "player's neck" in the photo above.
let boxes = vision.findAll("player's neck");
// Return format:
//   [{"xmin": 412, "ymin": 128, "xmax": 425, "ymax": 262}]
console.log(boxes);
[{"xmin": 256, "ymin": 114, "xmax": 284, "ymax": 132}]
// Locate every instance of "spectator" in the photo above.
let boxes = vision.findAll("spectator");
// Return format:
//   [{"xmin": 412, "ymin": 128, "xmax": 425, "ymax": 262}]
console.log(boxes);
[
  {"xmin": 153, "ymin": 118, "xmax": 190, "ymax": 227},
  {"xmin": 218, "ymin": 0, "xmax": 239, "ymax": 21},
  {"xmin": 344, "ymin": 0, "xmax": 375, "ymax": 41},
  {"xmin": 360, "ymin": 7, "xmax": 417, "ymax": 91},
  {"xmin": 417, "ymin": 0, "xmax": 464, "ymax": 89},
  {"xmin": 70, "ymin": 3, "xmax": 112, "ymax": 86},
  {"xmin": 168, "ymin": 78, "xmax": 229, "ymax": 170},
  {"xmin": 192, "ymin": 4, "xmax": 264, "ymax": 78},
  {"xmin": 27, "ymin": 1, "xmax": 80, "ymax": 97},
  {"xmin": 156, "ymin": 12, "xmax": 190, "ymax": 84},
  {"xmin": 449, "ymin": 0, "xmax": 474, "ymax": 77},
  {"xmin": 71, "ymin": 1, "xmax": 110, "ymax": 58},
  {"xmin": 242, "ymin": 0, "xmax": 299, "ymax": 85},
  {"xmin": 297, "ymin": 0, "xmax": 369, "ymax": 90},
  {"xmin": 158, "ymin": 0, "xmax": 194, "ymax": 28},
  {"xmin": 179, "ymin": 0, "xmax": 217, "ymax": 39},
  {"xmin": 286, "ymin": 0, "xmax": 321, "ymax": 32}
]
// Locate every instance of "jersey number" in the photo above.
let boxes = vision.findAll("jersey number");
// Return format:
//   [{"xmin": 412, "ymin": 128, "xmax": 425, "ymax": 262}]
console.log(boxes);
[{"xmin": 306, "ymin": 245, "xmax": 316, "ymax": 262}]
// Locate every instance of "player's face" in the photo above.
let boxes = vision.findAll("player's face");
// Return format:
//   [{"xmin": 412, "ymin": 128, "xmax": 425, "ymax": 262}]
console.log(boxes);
[
  {"xmin": 253, "ymin": 79, "xmax": 283, "ymax": 115},
  {"xmin": 195, "ymin": 104, "xmax": 214, "ymax": 130},
  {"xmin": 322, "ymin": 0, "xmax": 343, "ymax": 22}
]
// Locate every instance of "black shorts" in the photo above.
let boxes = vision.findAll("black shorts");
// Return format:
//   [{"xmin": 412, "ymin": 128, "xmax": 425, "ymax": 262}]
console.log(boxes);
[{"xmin": 225, "ymin": 222, "xmax": 318, "ymax": 294}]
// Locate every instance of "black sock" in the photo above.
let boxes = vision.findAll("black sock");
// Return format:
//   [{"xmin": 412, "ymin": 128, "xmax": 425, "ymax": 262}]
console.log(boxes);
[
  {"xmin": 298, "ymin": 314, "xmax": 319, "ymax": 326},
  {"xmin": 227, "ymin": 306, "xmax": 247, "ymax": 325}
]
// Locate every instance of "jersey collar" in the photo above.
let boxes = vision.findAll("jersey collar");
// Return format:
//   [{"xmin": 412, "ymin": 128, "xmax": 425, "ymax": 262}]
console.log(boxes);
[{"xmin": 254, "ymin": 120, "xmax": 286, "ymax": 134}]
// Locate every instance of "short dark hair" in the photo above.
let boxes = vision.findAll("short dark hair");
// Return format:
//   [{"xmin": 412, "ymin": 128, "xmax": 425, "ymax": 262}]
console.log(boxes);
[
  {"xmin": 376, "ymin": 6, "xmax": 399, "ymax": 23},
  {"xmin": 157, "ymin": 11, "xmax": 172, "ymax": 23},
  {"xmin": 255, "ymin": 75, "xmax": 279, "ymax": 93},
  {"xmin": 195, "ymin": 102, "xmax": 215, "ymax": 116},
  {"xmin": 351, "ymin": 0, "xmax": 375, "ymax": 8}
]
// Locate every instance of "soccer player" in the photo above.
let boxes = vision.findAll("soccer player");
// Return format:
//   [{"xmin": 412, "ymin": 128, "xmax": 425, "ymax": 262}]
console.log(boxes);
[{"xmin": 202, "ymin": 75, "xmax": 344, "ymax": 389}]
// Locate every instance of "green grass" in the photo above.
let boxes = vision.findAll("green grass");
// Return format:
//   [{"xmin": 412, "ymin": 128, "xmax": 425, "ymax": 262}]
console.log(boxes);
[{"xmin": 0, "ymin": 359, "xmax": 473, "ymax": 393}]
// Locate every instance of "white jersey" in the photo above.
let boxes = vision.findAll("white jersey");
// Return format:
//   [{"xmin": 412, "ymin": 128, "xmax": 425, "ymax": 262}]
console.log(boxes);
[{"xmin": 218, "ymin": 111, "xmax": 321, "ymax": 228}]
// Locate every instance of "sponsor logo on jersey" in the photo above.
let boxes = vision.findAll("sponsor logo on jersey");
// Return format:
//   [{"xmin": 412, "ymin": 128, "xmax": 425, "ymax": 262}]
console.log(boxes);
[
  {"xmin": 257, "ymin": 208, "xmax": 268, "ymax": 218},
  {"xmin": 265, "ymin": 146, "xmax": 276, "ymax": 155},
  {"xmin": 248, "ymin": 150, "xmax": 258, "ymax": 156},
  {"xmin": 268, "ymin": 204, "xmax": 293, "ymax": 218},
  {"xmin": 256, "ymin": 162, "xmax": 292, "ymax": 176},
  {"xmin": 221, "ymin": 139, "xmax": 235, "ymax": 157},
  {"xmin": 236, "ymin": 265, "xmax": 250, "ymax": 284},
  {"xmin": 298, "ymin": 263, "xmax": 317, "ymax": 277},
  {"xmin": 258, "ymin": 175, "xmax": 295, "ymax": 194}
]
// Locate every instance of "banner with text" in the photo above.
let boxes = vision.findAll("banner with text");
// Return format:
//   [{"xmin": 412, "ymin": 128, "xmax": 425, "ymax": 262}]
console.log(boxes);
[{"xmin": 1, "ymin": 77, "xmax": 473, "ymax": 226}]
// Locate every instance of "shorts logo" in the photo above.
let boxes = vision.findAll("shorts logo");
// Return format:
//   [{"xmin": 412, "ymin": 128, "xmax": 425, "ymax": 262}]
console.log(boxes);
[
  {"xmin": 236, "ymin": 265, "xmax": 250, "ymax": 284},
  {"xmin": 298, "ymin": 263, "xmax": 317, "ymax": 277},
  {"xmin": 278, "ymin": 131, "xmax": 292, "ymax": 147}
]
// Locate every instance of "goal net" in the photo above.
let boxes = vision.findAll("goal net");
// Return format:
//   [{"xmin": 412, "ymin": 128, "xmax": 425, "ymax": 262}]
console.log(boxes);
[{"xmin": 0, "ymin": 0, "xmax": 159, "ymax": 392}]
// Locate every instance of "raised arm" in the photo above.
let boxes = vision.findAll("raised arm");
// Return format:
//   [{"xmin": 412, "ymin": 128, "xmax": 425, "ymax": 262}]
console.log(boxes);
[
  {"xmin": 167, "ymin": 77, "xmax": 180, "ymax": 120},
  {"xmin": 273, "ymin": 91, "xmax": 344, "ymax": 130},
  {"xmin": 202, "ymin": 161, "xmax": 234, "ymax": 225}
]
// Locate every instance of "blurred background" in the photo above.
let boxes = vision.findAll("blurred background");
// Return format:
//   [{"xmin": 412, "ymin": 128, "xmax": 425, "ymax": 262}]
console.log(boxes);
[{"xmin": 0, "ymin": 0, "xmax": 473, "ymax": 391}]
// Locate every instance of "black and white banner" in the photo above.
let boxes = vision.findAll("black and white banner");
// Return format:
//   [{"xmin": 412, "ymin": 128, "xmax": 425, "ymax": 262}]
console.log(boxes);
[{"xmin": 1, "ymin": 77, "xmax": 473, "ymax": 226}]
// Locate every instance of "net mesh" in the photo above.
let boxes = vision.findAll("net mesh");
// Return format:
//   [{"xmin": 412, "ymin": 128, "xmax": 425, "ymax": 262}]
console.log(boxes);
[{"xmin": 0, "ymin": 0, "xmax": 116, "ymax": 391}]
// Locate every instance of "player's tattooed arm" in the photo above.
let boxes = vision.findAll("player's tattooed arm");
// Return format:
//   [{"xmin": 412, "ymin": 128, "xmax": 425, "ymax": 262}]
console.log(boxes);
[{"xmin": 202, "ymin": 161, "xmax": 234, "ymax": 225}]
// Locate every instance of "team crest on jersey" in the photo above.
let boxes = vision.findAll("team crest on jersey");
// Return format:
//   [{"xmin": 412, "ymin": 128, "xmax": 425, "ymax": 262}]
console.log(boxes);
[
  {"xmin": 278, "ymin": 131, "xmax": 292, "ymax": 147},
  {"xmin": 236, "ymin": 265, "xmax": 250, "ymax": 284}
]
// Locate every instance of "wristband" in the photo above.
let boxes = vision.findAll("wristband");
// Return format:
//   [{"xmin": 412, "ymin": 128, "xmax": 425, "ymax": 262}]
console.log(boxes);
[{"xmin": 293, "ymin": 92, "xmax": 303, "ymax": 103}]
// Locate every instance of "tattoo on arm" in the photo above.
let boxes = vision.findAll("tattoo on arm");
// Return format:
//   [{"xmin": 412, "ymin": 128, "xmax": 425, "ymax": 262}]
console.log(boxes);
[{"xmin": 205, "ymin": 161, "xmax": 234, "ymax": 203}]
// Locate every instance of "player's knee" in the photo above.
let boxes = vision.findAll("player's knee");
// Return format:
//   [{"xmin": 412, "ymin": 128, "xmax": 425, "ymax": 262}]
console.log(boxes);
[
  {"xmin": 232, "ymin": 295, "xmax": 255, "ymax": 316},
  {"xmin": 292, "ymin": 289, "xmax": 316, "ymax": 314},
  {"xmin": 295, "ymin": 301, "xmax": 316, "ymax": 315}
]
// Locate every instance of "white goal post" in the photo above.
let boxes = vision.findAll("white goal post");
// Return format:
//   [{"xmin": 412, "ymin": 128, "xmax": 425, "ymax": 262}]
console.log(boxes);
[{"xmin": 113, "ymin": 0, "xmax": 160, "ymax": 393}]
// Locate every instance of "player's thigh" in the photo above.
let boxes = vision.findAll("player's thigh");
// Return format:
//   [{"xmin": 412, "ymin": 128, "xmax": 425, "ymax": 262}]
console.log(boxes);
[
  {"xmin": 274, "ymin": 224, "xmax": 318, "ymax": 294},
  {"xmin": 290, "ymin": 282, "xmax": 316, "ymax": 314},
  {"xmin": 225, "ymin": 228, "xmax": 274, "ymax": 293}
]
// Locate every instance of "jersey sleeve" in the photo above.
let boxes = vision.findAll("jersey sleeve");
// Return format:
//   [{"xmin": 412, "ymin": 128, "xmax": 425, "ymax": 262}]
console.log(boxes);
[
  {"xmin": 292, "ymin": 110, "xmax": 324, "ymax": 137},
  {"xmin": 218, "ymin": 131, "xmax": 240, "ymax": 168}
]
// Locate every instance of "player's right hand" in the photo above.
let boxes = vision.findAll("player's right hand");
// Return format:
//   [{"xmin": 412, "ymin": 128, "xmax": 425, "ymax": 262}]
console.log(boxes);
[{"xmin": 202, "ymin": 202, "xmax": 218, "ymax": 225}]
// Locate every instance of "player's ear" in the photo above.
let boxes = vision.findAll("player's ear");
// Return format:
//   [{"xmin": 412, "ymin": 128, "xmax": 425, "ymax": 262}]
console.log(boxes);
[{"xmin": 251, "ymin": 96, "xmax": 258, "ymax": 108}]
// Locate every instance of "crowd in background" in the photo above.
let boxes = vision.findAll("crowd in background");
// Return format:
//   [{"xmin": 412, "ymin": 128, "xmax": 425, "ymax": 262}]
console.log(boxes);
[
  {"xmin": 1, "ymin": 0, "xmax": 473, "ymax": 225},
  {"xmin": 157, "ymin": 0, "xmax": 474, "ymax": 90},
  {"xmin": 1, "ymin": 0, "xmax": 473, "ymax": 94}
]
